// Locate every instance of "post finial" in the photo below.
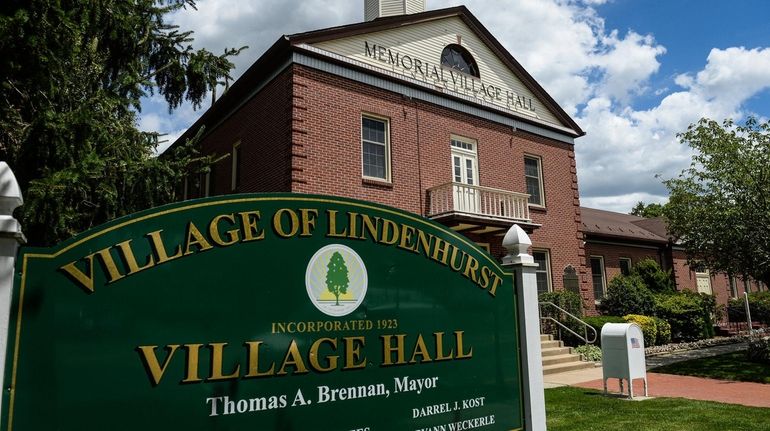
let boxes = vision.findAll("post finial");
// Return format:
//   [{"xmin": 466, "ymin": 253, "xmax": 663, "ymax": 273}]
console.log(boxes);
[{"xmin": 502, "ymin": 224, "xmax": 534, "ymax": 265}]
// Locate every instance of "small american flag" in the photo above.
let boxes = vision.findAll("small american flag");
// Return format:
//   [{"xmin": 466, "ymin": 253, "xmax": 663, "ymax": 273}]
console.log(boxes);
[{"xmin": 631, "ymin": 338, "xmax": 640, "ymax": 348}]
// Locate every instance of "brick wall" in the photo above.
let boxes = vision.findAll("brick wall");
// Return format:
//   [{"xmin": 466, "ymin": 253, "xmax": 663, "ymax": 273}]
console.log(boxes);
[
  {"xmin": 584, "ymin": 241, "xmax": 663, "ymax": 287},
  {"xmin": 288, "ymin": 65, "xmax": 591, "ymax": 309}
]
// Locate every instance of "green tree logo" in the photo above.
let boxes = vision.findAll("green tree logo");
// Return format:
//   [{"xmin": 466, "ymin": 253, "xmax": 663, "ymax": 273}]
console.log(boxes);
[{"xmin": 325, "ymin": 251, "xmax": 350, "ymax": 306}]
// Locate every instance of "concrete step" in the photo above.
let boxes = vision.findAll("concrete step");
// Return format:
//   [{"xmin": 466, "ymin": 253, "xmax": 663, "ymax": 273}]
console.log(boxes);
[
  {"xmin": 542, "ymin": 360, "xmax": 595, "ymax": 375},
  {"xmin": 540, "ymin": 334, "xmax": 553, "ymax": 342},
  {"xmin": 542, "ymin": 353, "xmax": 583, "ymax": 366},
  {"xmin": 540, "ymin": 340, "xmax": 563, "ymax": 349},
  {"xmin": 540, "ymin": 347, "xmax": 572, "ymax": 357}
]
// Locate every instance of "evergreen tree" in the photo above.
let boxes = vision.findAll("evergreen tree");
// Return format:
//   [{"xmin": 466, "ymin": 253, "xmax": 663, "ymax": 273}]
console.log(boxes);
[
  {"xmin": 0, "ymin": 0, "xmax": 244, "ymax": 245},
  {"xmin": 325, "ymin": 252, "xmax": 350, "ymax": 306}
]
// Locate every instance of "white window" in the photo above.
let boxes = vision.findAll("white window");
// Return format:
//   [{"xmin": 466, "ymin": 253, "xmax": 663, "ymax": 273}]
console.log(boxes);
[
  {"xmin": 231, "ymin": 141, "xmax": 241, "ymax": 191},
  {"xmin": 361, "ymin": 115, "xmax": 390, "ymax": 181},
  {"xmin": 590, "ymin": 256, "xmax": 606, "ymax": 302},
  {"xmin": 619, "ymin": 258, "xmax": 632, "ymax": 276},
  {"xmin": 450, "ymin": 136, "xmax": 480, "ymax": 214},
  {"xmin": 532, "ymin": 249, "xmax": 552, "ymax": 295},
  {"xmin": 524, "ymin": 155, "xmax": 545, "ymax": 206}
]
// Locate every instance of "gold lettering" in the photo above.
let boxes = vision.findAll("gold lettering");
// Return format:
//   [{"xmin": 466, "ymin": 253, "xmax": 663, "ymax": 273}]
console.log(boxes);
[
  {"xmin": 380, "ymin": 219, "xmax": 399, "ymax": 245},
  {"xmin": 137, "ymin": 345, "xmax": 180, "ymax": 386},
  {"xmin": 299, "ymin": 208, "xmax": 318, "ymax": 237},
  {"xmin": 343, "ymin": 336, "xmax": 367, "ymax": 370},
  {"xmin": 479, "ymin": 266, "xmax": 491, "ymax": 289},
  {"xmin": 463, "ymin": 255, "xmax": 480, "ymax": 283},
  {"xmin": 116, "ymin": 239, "xmax": 155, "ymax": 276},
  {"xmin": 208, "ymin": 343, "xmax": 241, "ymax": 381},
  {"xmin": 431, "ymin": 237, "xmax": 452, "ymax": 265},
  {"xmin": 398, "ymin": 224, "xmax": 417, "ymax": 252},
  {"xmin": 209, "ymin": 214, "xmax": 240, "ymax": 246},
  {"xmin": 434, "ymin": 332, "xmax": 454, "ymax": 361},
  {"xmin": 449, "ymin": 247, "xmax": 466, "ymax": 271},
  {"xmin": 147, "ymin": 229, "xmax": 183, "ymax": 264},
  {"xmin": 244, "ymin": 341, "xmax": 275, "ymax": 378},
  {"xmin": 409, "ymin": 334, "xmax": 433, "ymax": 363},
  {"xmin": 348, "ymin": 212, "xmax": 359, "ymax": 239},
  {"xmin": 238, "ymin": 211, "xmax": 266, "ymax": 242},
  {"xmin": 489, "ymin": 273, "xmax": 503, "ymax": 297},
  {"xmin": 277, "ymin": 340, "xmax": 309, "ymax": 375},
  {"xmin": 360, "ymin": 214, "xmax": 379, "ymax": 241},
  {"xmin": 273, "ymin": 208, "xmax": 300, "ymax": 238},
  {"xmin": 309, "ymin": 338, "xmax": 338, "ymax": 372},
  {"xmin": 415, "ymin": 229, "xmax": 433, "ymax": 259},
  {"xmin": 184, "ymin": 222, "xmax": 214, "ymax": 255},
  {"xmin": 455, "ymin": 331, "xmax": 473, "ymax": 359},
  {"xmin": 327, "ymin": 210, "xmax": 348, "ymax": 237},
  {"xmin": 381, "ymin": 334, "xmax": 407, "ymax": 366},
  {"xmin": 182, "ymin": 344, "xmax": 203, "ymax": 383},
  {"xmin": 60, "ymin": 254, "xmax": 97, "ymax": 293}
]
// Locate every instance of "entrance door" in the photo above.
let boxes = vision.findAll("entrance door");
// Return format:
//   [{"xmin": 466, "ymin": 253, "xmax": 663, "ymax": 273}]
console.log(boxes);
[{"xmin": 451, "ymin": 138, "xmax": 479, "ymax": 214}]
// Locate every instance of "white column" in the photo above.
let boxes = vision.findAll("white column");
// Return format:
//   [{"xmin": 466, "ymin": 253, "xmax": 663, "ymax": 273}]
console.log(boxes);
[
  {"xmin": 502, "ymin": 224, "xmax": 546, "ymax": 431},
  {"xmin": 0, "ymin": 162, "xmax": 25, "ymax": 416}
]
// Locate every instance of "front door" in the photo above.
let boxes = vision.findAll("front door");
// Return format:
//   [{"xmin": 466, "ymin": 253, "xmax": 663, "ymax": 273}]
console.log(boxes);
[{"xmin": 451, "ymin": 139, "xmax": 479, "ymax": 214}]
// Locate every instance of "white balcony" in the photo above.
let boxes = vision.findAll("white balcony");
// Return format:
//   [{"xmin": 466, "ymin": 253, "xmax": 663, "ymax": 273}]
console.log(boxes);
[{"xmin": 427, "ymin": 182, "xmax": 531, "ymax": 223}]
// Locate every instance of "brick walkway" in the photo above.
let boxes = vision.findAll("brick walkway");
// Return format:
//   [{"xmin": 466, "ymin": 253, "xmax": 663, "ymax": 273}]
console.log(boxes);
[{"xmin": 576, "ymin": 373, "xmax": 770, "ymax": 408}]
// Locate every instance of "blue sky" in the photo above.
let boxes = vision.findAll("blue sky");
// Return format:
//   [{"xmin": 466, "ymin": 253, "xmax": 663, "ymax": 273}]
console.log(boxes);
[{"xmin": 140, "ymin": 0, "xmax": 770, "ymax": 213}]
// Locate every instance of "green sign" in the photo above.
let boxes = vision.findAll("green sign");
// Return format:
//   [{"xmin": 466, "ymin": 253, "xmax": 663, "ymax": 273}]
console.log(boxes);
[{"xmin": 3, "ymin": 194, "xmax": 523, "ymax": 430}]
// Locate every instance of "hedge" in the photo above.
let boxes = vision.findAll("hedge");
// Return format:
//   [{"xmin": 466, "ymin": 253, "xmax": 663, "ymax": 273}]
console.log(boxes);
[
  {"xmin": 623, "ymin": 314, "xmax": 657, "ymax": 347},
  {"xmin": 598, "ymin": 274, "xmax": 656, "ymax": 317},
  {"xmin": 582, "ymin": 316, "xmax": 625, "ymax": 346}
]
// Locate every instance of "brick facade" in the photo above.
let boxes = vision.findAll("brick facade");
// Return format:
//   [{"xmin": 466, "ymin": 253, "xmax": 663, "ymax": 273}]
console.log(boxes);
[{"xmin": 192, "ymin": 63, "xmax": 592, "ymax": 310}]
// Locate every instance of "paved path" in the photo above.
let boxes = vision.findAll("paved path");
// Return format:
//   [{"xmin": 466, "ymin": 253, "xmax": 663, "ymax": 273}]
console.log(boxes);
[
  {"xmin": 576, "ymin": 373, "xmax": 770, "ymax": 408},
  {"xmin": 544, "ymin": 342, "xmax": 770, "ymax": 408}
]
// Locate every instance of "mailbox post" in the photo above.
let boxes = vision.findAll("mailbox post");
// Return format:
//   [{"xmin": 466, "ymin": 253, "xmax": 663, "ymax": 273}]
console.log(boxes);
[{"xmin": 601, "ymin": 323, "xmax": 648, "ymax": 399}]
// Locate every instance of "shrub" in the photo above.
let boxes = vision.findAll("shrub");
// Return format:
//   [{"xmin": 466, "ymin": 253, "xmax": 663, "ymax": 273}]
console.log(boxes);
[
  {"xmin": 539, "ymin": 290, "xmax": 585, "ymax": 346},
  {"xmin": 623, "ymin": 314, "xmax": 657, "ymax": 347},
  {"xmin": 654, "ymin": 293, "xmax": 705, "ymax": 342},
  {"xmin": 582, "ymin": 315, "xmax": 625, "ymax": 346},
  {"xmin": 574, "ymin": 344, "xmax": 602, "ymax": 362},
  {"xmin": 746, "ymin": 336, "xmax": 770, "ymax": 364},
  {"xmin": 653, "ymin": 317, "xmax": 672, "ymax": 345},
  {"xmin": 598, "ymin": 275, "xmax": 656, "ymax": 317},
  {"xmin": 631, "ymin": 258, "xmax": 675, "ymax": 293}
]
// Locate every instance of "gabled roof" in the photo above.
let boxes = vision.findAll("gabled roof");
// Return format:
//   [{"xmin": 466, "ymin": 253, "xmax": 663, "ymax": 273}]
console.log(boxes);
[
  {"xmin": 288, "ymin": 6, "xmax": 584, "ymax": 136},
  {"xmin": 169, "ymin": 6, "xmax": 583, "ymax": 152},
  {"xmin": 581, "ymin": 207, "xmax": 668, "ymax": 244}
]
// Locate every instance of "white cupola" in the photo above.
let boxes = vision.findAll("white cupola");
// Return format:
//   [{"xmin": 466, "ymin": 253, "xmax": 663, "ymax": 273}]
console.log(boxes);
[{"xmin": 365, "ymin": 0, "xmax": 426, "ymax": 21}]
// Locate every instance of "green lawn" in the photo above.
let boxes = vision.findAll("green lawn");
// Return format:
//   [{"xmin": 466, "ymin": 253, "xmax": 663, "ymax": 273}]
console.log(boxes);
[
  {"xmin": 651, "ymin": 351, "xmax": 770, "ymax": 384},
  {"xmin": 546, "ymin": 387, "xmax": 770, "ymax": 431}
]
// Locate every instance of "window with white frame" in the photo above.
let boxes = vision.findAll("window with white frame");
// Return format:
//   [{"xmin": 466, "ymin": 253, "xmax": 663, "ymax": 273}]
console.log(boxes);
[
  {"xmin": 231, "ymin": 141, "xmax": 241, "ymax": 191},
  {"xmin": 361, "ymin": 115, "xmax": 390, "ymax": 181},
  {"xmin": 532, "ymin": 249, "xmax": 552, "ymax": 294},
  {"xmin": 590, "ymin": 256, "xmax": 606, "ymax": 302},
  {"xmin": 524, "ymin": 155, "xmax": 544, "ymax": 206},
  {"xmin": 619, "ymin": 257, "xmax": 632, "ymax": 276}
]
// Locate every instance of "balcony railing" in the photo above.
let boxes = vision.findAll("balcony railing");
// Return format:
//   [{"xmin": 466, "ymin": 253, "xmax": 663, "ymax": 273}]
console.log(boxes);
[{"xmin": 427, "ymin": 182, "xmax": 531, "ymax": 222}]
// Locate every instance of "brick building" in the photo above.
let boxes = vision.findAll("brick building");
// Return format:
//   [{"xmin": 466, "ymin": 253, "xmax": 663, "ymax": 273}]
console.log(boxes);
[
  {"xmin": 173, "ymin": 3, "xmax": 595, "ymax": 308},
  {"xmin": 582, "ymin": 207, "xmax": 766, "ymax": 308}
]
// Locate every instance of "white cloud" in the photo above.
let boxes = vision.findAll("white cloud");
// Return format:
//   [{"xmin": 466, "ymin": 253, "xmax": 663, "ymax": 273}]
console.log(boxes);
[{"xmin": 136, "ymin": 0, "xmax": 770, "ymax": 213}]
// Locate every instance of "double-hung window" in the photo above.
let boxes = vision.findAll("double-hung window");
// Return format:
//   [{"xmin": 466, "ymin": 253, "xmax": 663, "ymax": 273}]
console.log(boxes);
[
  {"xmin": 590, "ymin": 256, "xmax": 606, "ymax": 302},
  {"xmin": 361, "ymin": 116, "xmax": 390, "ymax": 181},
  {"xmin": 532, "ymin": 250, "xmax": 552, "ymax": 295},
  {"xmin": 524, "ymin": 155, "xmax": 544, "ymax": 206}
]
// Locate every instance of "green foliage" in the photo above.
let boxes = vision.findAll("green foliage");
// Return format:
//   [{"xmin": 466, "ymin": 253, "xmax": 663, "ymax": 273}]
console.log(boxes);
[
  {"xmin": 653, "ymin": 317, "xmax": 672, "ymax": 345},
  {"xmin": 623, "ymin": 314, "xmax": 657, "ymax": 347},
  {"xmin": 630, "ymin": 201, "xmax": 666, "ymax": 218},
  {"xmin": 664, "ymin": 117, "xmax": 770, "ymax": 288},
  {"xmin": 631, "ymin": 258, "xmax": 675, "ymax": 293},
  {"xmin": 598, "ymin": 275, "xmax": 656, "ymax": 317},
  {"xmin": 0, "ymin": 1, "xmax": 245, "ymax": 245},
  {"xmin": 539, "ymin": 290, "xmax": 585, "ymax": 346},
  {"xmin": 747, "ymin": 337, "xmax": 770, "ymax": 365},
  {"xmin": 325, "ymin": 252, "xmax": 350, "ymax": 306},
  {"xmin": 730, "ymin": 291, "xmax": 770, "ymax": 325},
  {"xmin": 582, "ymin": 316, "xmax": 625, "ymax": 346},
  {"xmin": 574, "ymin": 344, "xmax": 602, "ymax": 362},
  {"xmin": 654, "ymin": 293, "xmax": 707, "ymax": 342}
]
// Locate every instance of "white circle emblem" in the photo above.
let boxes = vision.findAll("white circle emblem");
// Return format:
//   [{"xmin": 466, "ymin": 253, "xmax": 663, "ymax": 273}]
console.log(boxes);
[{"xmin": 305, "ymin": 244, "xmax": 368, "ymax": 317}]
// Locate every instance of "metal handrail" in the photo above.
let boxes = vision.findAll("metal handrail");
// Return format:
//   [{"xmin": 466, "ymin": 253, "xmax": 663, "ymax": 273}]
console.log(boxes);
[{"xmin": 539, "ymin": 301, "xmax": 597, "ymax": 344}]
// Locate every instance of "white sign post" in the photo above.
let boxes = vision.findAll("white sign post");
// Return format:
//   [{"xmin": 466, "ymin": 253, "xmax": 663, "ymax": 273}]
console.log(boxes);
[
  {"xmin": 502, "ymin": 224, "xmax": 546, "ymax": 431},
  {"xmin": 0, "ymin": 162, "xmax": 24, "ymax": 424}
]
